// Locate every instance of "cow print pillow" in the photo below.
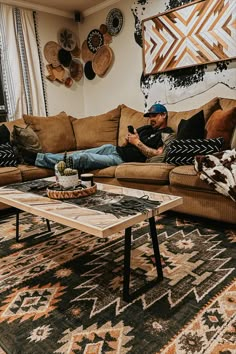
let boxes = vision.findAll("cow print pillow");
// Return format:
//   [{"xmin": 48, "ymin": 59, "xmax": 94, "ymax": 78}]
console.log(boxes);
[
  {"xmin": 0, "ymin": 142, "xmax": 18, "ymax": 167},
  {"xmin": 194, "ymin": 149, "xmax": 236, "ymax": 201},
  {"xmin": 165, "ymin": 137, "xmax": 224, "ymax": 165}
]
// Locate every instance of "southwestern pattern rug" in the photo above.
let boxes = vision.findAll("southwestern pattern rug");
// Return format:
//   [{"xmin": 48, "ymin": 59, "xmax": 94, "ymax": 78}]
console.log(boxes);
[{"xmin": 0, "ymin": 210, "xmax": 235, "ymax": 354}]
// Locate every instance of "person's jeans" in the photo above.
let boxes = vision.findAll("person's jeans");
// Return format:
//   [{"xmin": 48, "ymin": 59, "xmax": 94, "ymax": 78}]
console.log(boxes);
[{"xmin": 35, "ymin": 144, "xmax": 124, "ymax": 170}]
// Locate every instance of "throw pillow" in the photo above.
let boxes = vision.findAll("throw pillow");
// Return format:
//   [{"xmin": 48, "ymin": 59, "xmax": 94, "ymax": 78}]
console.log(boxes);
[
  {"xmin": 167, "ymin": 97, "xmax": 221, "ymax": 133},
  {"xmin": 12, "ymin": 125, "xmax": 42, "ymax": 152},
  {"xmin": 0, "ymin": 142, "xmax": 17, "ymax": 167},
  {"xmin": 194, "ymin": 149, "xmax": 236, "ymax": 201},
  {"xmin": 177, "ymin": 110, "xmax": 205, "ymax": 139},
  {"xmin": 0, "ymin": 124, "xmax": 10, "ymax": 143},
  {"xmin": 205, "ymin": 107, "xmax": 236, "ymax": 149},
  {"xmin": 165, "ymin": 137, "xmax": 224, "ymax": 165},
  {"xmin": 147, "ymin": 132, "xmax": 176, "ymax": 163},
  {"xmin": 23, "ymin": 112, "xmax": 76, "ymax": 153}
]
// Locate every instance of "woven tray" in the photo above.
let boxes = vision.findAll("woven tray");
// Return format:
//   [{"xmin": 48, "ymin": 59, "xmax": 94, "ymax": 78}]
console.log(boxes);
[{"xmin": 47, "ymin": 183, "xmax": 97, "ymax": 199}]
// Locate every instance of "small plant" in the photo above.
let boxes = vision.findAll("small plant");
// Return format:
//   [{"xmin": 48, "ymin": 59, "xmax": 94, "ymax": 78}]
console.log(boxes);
[{"xmin": 55, "ymin": 152, "xmax": 77, "ymax": 176}]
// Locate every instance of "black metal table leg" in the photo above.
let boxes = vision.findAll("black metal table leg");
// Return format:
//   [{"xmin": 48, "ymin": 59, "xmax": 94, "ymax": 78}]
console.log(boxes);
[
  {"xmin": 15, "ymin": 212, "xmax": 51, "ymax": 242},
  {"xmin": 122, "ymin": 216, "xmax": 163, "ymax": 302},
  {"xmin": 123, "ymin": 227, "xmax": 132, "ymax": 302},
  {"xmin": 46, "ymin": 219, "xmax": 51, "ymax": 232},
  {"xmin": 149, "ymin": 216, "xmax": 163, "ymax": 281},
  {"xmin": 16, "ymin": 209, "xmax": 20, "ymax": 242}
]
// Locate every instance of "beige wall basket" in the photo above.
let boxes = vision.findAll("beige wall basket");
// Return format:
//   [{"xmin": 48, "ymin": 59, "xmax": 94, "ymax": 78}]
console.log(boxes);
[
  {"xmin": 47, "ymin": 183, "xmax": 97, "ymax": 199},
  {"xmin": 92, "ymin": 45, "xmax": 113, "ymax": 77}
]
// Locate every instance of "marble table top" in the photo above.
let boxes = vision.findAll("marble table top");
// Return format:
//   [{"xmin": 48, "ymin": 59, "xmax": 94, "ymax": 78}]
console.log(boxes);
[{"xmin": 0, "ymin": 178, "xmax": 182, "ymax": 237}]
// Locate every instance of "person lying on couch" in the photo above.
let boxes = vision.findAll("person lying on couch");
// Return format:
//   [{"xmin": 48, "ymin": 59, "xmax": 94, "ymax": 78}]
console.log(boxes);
[{"xmin": 22, "ymin": 104, "xmax": 173, "ymax": 171}]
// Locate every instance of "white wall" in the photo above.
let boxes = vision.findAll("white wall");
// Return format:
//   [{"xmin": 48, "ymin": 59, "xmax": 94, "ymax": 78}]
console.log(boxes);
[{"xmin": 37, "ymin": 0, "xmax": 236, "ymax": 117}]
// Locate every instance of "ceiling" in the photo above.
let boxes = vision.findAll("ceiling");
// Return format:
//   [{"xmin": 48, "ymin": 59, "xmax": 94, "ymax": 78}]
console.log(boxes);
[
  {"xmin": 6, "ymin": 0, "xmax": 119, "ymax": 17},
  {"xmin": 28, "ymin": 0, "xmax": 107, "ymax": 13}
]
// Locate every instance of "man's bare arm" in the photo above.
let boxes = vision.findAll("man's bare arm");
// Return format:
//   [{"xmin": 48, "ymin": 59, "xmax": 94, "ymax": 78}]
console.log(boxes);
[
  {"xmin": 127, "ymin": 132, "xmax": 163, "ymax": 158},
  {"xmin": 136, "ymin": 140, "xmax": 163, "ymax": 158}
]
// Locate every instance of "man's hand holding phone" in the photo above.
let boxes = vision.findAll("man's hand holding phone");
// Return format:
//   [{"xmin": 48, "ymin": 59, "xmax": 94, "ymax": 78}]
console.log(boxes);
[{"xmin": 128, "ymin": 125, "xmax": 135, "ymax": 134}]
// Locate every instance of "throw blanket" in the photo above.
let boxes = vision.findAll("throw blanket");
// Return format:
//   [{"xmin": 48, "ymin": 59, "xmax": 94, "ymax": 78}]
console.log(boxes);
[{"xmin": 194, "ymin": 149, "xmax": 236, "ymax": 202}]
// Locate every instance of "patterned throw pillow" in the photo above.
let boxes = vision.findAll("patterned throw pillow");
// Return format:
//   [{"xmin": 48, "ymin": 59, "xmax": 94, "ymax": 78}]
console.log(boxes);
[
  {"xmin": 0, "ymin": 142, "xmax": 18, "ymax": 167},
  {"xmin": 165, "ymin": 137, "xmax": 224, "ymax": 165}
]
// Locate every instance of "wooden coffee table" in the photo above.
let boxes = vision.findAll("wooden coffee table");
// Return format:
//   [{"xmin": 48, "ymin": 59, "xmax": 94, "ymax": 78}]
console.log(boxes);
[{"xmin": 0, "ymin": 179, "xmax": 182, "ymax": 301}]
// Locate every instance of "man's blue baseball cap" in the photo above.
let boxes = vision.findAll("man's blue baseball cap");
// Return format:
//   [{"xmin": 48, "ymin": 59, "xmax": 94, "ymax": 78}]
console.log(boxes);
[{"xmin": 144, "ymin": 103, "xmax": 167, "ymax": 117}]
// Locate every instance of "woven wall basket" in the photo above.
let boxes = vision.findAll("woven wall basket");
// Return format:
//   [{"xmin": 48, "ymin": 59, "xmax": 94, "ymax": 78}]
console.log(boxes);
[
  {"xmin": 92, "ymin": 45, "xmax": 113, "ymax": 77},
  {"xmin": 47, "ymin": 183, "xmax": 97, "ymax": 199}
]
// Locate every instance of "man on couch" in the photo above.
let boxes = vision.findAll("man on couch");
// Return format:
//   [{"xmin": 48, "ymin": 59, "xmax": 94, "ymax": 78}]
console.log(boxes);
[{"xmin": 22, "ymin": 104, "xmax": 173, "ymax": 171}]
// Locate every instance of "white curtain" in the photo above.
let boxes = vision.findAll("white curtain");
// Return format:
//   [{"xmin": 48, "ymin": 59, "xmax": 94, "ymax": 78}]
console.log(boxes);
[{"xmin": 0, "ymin": 4, "xmax": 47, "ymax": 120}]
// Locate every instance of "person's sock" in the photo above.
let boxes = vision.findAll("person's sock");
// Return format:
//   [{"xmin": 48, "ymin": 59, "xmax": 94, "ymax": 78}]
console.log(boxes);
[{"xmin": 21, "ymin": 148, "xmax": 37, "ymax": 165}]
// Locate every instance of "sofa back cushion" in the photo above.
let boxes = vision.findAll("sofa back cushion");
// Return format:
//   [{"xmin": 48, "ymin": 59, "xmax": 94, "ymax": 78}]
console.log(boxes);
[
  {"xmin": 118, "ymin": 105, "xmax": 148, "ymax": 146},
  {"xmin": 23, "ymin": 112, "xmax": 76, "ymax": 153},
  {"xmin": 167, "ymin": 97, "xmax": 221, "ymax": 133},
  {"xmin": 71, "ymin": 106, "xmax": 121, "ymax": 150}
]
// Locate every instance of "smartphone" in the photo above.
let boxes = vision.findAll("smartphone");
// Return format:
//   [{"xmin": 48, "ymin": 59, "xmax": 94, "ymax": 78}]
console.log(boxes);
[{"xmin": 128, "ymin": 125, "xmax": 135, "ymax": 134}]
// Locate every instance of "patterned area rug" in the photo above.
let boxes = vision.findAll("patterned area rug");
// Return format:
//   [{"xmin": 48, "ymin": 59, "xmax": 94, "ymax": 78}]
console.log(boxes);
[{"xmin": 0, "ymin": 210, "xmax": 235, "ymax": 354}]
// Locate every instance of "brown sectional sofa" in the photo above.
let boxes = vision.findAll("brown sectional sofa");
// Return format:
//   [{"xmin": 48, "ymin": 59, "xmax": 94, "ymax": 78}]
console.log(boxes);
[{"xmin": 0, "ymin": 97, "xmax": 235, "ymax": 224}]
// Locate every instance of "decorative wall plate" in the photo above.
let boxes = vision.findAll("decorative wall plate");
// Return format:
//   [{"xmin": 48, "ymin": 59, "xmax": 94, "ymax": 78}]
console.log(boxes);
[
  {"xmin": 44, "ymin": 41, "xmax": 61, "ymax": 68},
  {"xmin": 87, "ymin": 29, "xmax": 104, "ymax": 53},
  {"xmin": 84, "ymin": 61, "xmax": 96, "ymax": 80},
  {"xmin": 70, "ymin": 59, "xmax": 83, "ymax": 82},
  {"xmin": 106, "ymin": 8, "xmax": 123, "ymax": 36},
  {"xmin": 46, "ymin": 64, "xmax": 65, "ymax": 83},
  {"xmin": 71, "ymin": 44, "xmax": 81, "ymax": 58},
  {"xmin": 99, "ymin": 24, "xmax": 108, "ymax": 34},
  {"xmin": 92, "ymin": 45, "xmax": 113, "ymax": 77},
  {"xmin": 81, "ymin": 40, "xmax": 95, "ymax": 63},
  {"xmin": 58, "ymin": 28, "xmax": 77, "ymax": 51},
  {"xmin": 58, "ymin": 48, "xmax": 72, "ymax": 67}
]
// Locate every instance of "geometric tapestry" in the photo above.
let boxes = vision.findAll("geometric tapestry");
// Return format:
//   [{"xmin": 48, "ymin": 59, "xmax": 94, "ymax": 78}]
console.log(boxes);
[{"xmin": 142, "ymin": 0, "xmax": 236, "ymax": 74}]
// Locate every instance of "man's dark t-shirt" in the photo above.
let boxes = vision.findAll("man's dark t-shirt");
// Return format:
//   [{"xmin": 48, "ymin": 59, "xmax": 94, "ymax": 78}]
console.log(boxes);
[{"xmin": 116, "ymin": 125, "xmax": 173, "ymax": 162}]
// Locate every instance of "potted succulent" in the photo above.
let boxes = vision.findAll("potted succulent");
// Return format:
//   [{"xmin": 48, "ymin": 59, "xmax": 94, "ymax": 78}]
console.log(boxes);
[{"xmin": 55, "ymin": 152, "xmax": 79, "ymax": 189}]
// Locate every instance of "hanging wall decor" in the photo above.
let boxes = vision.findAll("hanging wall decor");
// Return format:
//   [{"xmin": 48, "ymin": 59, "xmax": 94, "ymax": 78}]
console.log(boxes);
[
  {"xmin": 142, "ymin": 0, "xmax": 236, "ymax": 75},
  {"xmin": 106, "ymin": 8, "xmax": 124, "ymax": 36},
  {"xmin": 81, "ymin": 9, "xmax": 123, "ymax": 80},
  {"xmin": 44, "ymin": 28, "xmax": 82, "ymax": 87}
]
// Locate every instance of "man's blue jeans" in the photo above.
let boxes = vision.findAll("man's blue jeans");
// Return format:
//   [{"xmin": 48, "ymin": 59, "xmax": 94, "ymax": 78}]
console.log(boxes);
[{"xmin": 35, "ymin": 144, "xmax": 124, "ymax": 170}]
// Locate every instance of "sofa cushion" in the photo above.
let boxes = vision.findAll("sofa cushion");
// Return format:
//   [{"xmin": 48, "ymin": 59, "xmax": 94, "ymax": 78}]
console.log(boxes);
[
  {"xmin": 118, "ymin": 105, "xmax": 148, "ymax": 146},
  {"xmin": 205, "ymin": 108, "xmax": 236, "ymax": 149},
  {"xmin": 0, "ymin": 124, "xmax": 10, "ymax": 143},
  {"xmin": 169, "ymin": 165, "xmax": 215, "ymax": 191},
  {"xmin": 177, "ymin": 110, "xmax": 205, "ymax": 139},
  {"xmin": 0, "ymin": 166, "xmax": 22, "ymax": 187},
  {"xmin": 71, "ymin": 106, "xmax": 121, "ymax": 150},
  {"xmin": 167, "ymin": 97, "xmax": 221, "ymax": 133},
  {"xmin": 219, "ymin": 97, "xmax": 236, "ymax": 111},
  {"xmin": 0, "ymin": 142, "xmax": 18, "ymax": 167},
  {"xmin": 165, "ymin": 137, "xmax": 224, "ymax": 165},
  {"xmin": 23, "ymin": 112, "xmax": 76, "ymax": 153},
  {"xmin": 92, "ymin": 166, "xmax": 117, "ymax": 178},
  {"xmin": 115, "ymin": 162, "xmax": 175, "ymax": 184},
  {"xmin": 18, "ymin": 164, "xmax": 55, "ymax": 181}
]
